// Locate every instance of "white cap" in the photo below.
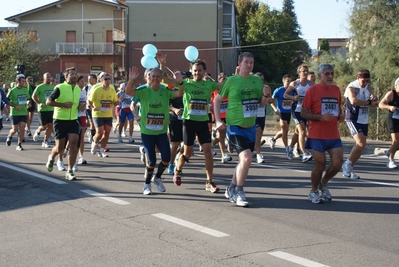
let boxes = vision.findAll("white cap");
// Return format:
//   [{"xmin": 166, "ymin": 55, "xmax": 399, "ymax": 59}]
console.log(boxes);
[
  {"xmin": 395, "ymin": 77, "xmax": 399, "ymax": 87},
  {"xmin": 16, "ymin": 74, "xmax": 25, "ymax": 79},
  {"xmin": 98, "ymin": 72, "xmax": 106, "ymax": 78}
]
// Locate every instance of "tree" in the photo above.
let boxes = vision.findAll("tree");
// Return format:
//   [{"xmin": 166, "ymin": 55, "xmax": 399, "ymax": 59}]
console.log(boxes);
[
  {"xmin": 282, "ymin": 0, "xmax": 301, "ymax": 38},
  {"xmin": 0, "ymin": 30, "xmax": 51, "ymax": 85},
  {"xmin": 235, "ymin": 0, "xmax": 260, "ymax": 46},
  {"xmin": 319, "ymin": 38, "xmax": 331, "ymax": 53}
]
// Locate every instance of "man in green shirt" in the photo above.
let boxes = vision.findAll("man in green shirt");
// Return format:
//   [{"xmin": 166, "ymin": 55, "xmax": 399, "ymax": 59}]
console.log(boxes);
[
  {"xmin": 6, "ymin": 74, "xmax": 30, "ymax": 151},
  {"xmin": 32, "ymin": 72, "xmax": 55, "ymax": 148},
  {"xmin": 214, "ymin": 52, "xmax": 271, "ymax": 207}
]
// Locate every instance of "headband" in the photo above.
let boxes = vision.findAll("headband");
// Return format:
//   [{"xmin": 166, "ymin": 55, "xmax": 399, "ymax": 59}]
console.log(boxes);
[{"xmin": 357, "ymin": 71, "xmax": 370, "ymax": 79}]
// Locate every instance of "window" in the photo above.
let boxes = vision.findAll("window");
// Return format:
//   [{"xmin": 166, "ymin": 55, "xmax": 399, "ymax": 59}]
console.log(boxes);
[{"xmin": 66, "ymin": 31, "xmax": 76, "ymax": 43}]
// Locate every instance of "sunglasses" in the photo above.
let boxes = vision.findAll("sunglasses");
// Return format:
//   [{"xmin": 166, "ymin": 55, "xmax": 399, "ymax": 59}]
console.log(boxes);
[{"xmin": 104, "ymin": 78, "xmax": 111, "ymax": 81}]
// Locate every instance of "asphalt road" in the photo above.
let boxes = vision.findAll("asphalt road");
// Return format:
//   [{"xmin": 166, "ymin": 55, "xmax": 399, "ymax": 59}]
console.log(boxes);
[{"xmin": 1, "ymin": 121, "xmax": 398, "ymax": 267}]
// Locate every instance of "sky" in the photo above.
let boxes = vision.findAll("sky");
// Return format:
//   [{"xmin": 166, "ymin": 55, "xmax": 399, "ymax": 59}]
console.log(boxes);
[{"xmin": 0, "ymin": 0, "xmax": 352, "ymax": 50}]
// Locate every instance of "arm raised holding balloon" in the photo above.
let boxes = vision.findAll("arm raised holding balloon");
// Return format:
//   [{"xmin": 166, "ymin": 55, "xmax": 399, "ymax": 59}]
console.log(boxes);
[{"xmin": 156, "ymin": 51, "xmax": 178, "ymax": 85}]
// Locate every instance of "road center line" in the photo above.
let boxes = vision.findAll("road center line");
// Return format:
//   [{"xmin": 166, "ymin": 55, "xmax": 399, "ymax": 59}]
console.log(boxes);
[
  {"xmin": 81, "ymin": 189, "xmax": 130, "ymax": 205},
  {"xmin": 0, "ymin": 161, "xmax": 67, "ymax": 185},
  {"xmin": 152, "ymin": 213, "xmax": 229, "ymax": 237},
  {"xmin": 268, "ymin": 251, "xmax": 330, "ymax": 267}
]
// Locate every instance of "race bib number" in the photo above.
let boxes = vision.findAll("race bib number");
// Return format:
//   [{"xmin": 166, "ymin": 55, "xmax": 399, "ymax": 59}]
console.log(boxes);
[
  {"xmin": 18, "ymin": 95, "xmax": 27, "ymax": 105},
  {"xmin": 100, "ymin": 100, "xmax": 112, "ymax": 111},
  {"xmin": 295, "ymin": 96, "xmax": 304, "ymax": 112},
  {"xmin": 44, "ymin": 90, "xmax": 53, "ymax": 100},
  {"xmin": 188, "ymin": 99, "xmax": 207, "ymax": 116},
  {"xmin": 121, "ymin": 97, "xmax": 132, "ymax": 109},
  {"xmin": 282, "ymin": 99, "xmax": 292, "ymax": 110},
  {"xmin": 145, "ymin": 114, "xmax": 164, "ymax": 131},
  {"xmin": 392, "ymin": 108, "xmax": 399, "ymax": 120},
  {"xmin": 321, "ymin": 98, "xmax": 339, "ymax": 116},
  {"xmin": 220, "ymin": 101, "xmax": 228, "ymax": 113},
  {"xmin": 357, "ymin": 106, "xmax": 369, "ymax": 124},
  {"xmin": 242, "ymin": 98, "xmax": 259, "ymax": 118}
]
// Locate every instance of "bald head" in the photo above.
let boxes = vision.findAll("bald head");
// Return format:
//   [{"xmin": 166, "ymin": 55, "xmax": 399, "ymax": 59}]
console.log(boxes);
[{"xmin": 43, "ymin": 72, "xmax": 52, "ymax": 84}]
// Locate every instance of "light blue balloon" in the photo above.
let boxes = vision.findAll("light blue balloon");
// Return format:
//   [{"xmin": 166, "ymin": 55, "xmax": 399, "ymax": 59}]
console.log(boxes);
[
  {"xmin": 142, "ymin": 44, "xmax": 158, "ymax": 57},
  {"xmin": 184, "ymin": 46, "xmax": 199, "ymax": 62},
  {"xmin": 140, "ymin": 56, "xmax": 159, "ymax": 69}
]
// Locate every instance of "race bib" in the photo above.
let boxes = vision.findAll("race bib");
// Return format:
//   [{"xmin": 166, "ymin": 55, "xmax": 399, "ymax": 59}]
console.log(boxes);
[
  {"xmin": 294, "ymin": 96, "xmax": 304, "ymax": 112},
  {"xmin": 242, "ymin": 98, "xmax": 259, "ymax": 118},
  {"xmin": 392, "ymin": 108, "xmax": 399, "ymax": 120},
  {"xmin": 100, "ymin": 100, "xmax": 112, "ymax": 111},
  {"xmin": 188, "ymin": 99, "xmax": 207, "ymax": 116},
  {"xmin": 18, "ymin": 95, "xmax": 27, "ymax": 105},
  {"xmin": 145, "ymin": 114, "xmax": 164, "ymax": 131},
  {"xmin": 282, "ymin": 100, "xmax": 292, "ymax": 110},
  {"xmin": 357, "ymin": 106, "xmax": 369, "ymax": 124},
  {"xmin": 321, "ymin": 98, "xmax": 339, "ymax": 116}
]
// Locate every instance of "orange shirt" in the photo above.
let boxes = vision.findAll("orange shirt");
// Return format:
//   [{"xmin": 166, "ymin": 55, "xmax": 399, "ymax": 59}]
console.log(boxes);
[
  {"xmin": 302, "ymin": 83, "xmax": 341, "ymax": 139},
  {"xmin": 211, "ymin": 90, "xmax": 228, "ymax": 119}
]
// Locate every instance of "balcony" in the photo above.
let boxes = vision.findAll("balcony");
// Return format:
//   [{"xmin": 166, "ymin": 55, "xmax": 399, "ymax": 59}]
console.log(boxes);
[{"xmin": 55, "ymin": 42, "xmax": 122, "ymax": 55}]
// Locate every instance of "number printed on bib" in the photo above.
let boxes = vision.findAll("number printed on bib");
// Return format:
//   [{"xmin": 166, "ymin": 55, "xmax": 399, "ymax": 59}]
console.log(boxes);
[
  {"xmin": 357, "ymin": 106, "xmax": 369, "ymax": 124},
  {"xmin": 146, "ymin": 113, "xmax": 164, "ymax": 131},
  {"xmin": 321, "ymin": 98, "xmax": 339, "ymax": 116},
  {"xmin": 100, "ymin": 100, "xmax": 112, "ymax": 111},
  {"xmin": 220, "ymin": 101, "xmax": 228, "ymax": 113},
  {"xmin": 45, "ymin": 90, "xmax": 53, "ymax": 100},
  {"xmin": 188, "ymin": 99, "xmax": 207, "ymax": 116},
  {"xmin": 17, "ymin": 95, "xmax": 27, "ymax": 105},
  {"xmin": 282, "ymin": 99, "xmax": 292, "ymax": 110},
  {"xmin": 242, "ymin": 98, "xmax": 259, "ymax": 118}
]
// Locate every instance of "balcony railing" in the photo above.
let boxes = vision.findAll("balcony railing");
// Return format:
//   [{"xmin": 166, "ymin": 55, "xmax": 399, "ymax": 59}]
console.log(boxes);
[{"xmin": 55, "ymin": 42, "xmax": 122, "ymax": 54}]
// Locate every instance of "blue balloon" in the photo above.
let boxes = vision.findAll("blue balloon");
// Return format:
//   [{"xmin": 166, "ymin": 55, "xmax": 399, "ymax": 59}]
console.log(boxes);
[
  {"xmin": 140, "ymin": 56, "xmax": 159, "ymax": 69},
  {"xmin": 142, "ymin": 44, "xmax": 157, "ymax": 57},
  {"xmin": 184, "ymin": 46, "xmax": 199, "ymax": 62}
]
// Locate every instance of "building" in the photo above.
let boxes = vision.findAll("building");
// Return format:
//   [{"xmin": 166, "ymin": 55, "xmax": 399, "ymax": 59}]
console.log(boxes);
[
  {"xmin": 5, "ymin": 0, "xmax": 127, "ymax": 82},
  {"xmin": 317, "ymin": 38, "xmax": 349, "ymax": 58}
]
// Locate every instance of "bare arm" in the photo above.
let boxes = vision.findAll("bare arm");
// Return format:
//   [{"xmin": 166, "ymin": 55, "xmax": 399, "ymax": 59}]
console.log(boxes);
[
  {"xmin": 378, "ymin": 91, "xmax": 396, "ymax": 112},
  {"xmin": 284, "ymin": 81, "xmax": 299, "ymax": 101},
  {"xmin": 125, "ymin": 66, "xmax": 140, "ymax": 96}
]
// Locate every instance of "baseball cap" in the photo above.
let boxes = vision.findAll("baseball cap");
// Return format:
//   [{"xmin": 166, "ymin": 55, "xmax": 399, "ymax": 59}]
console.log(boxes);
[
  {"xmin": 98, "ymin": 72, "xmax": 106, "ymax": 78},
  {"xmin": 16, "ymin": 74, "xmax": 25, "ymax": 79}
]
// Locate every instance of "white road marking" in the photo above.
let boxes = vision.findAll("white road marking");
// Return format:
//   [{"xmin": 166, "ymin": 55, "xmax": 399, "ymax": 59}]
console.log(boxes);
[
  {"xmin": 81, "ymin": 189, "xmax": 130, "ymax": 205},
  {"xmin": 357, "ymin": 179, "xmax": 399, "ymax": 187},
  {"xmin": 0, "ymin": 161, "xmax": 67, "ymax": 185},
  {"xmin": 268, "ymin": 251, "xmax": 330, "ymax": 267},
  {"xmin": 152, "ymin": 213, "xmax": 229, "ymax": 237}
]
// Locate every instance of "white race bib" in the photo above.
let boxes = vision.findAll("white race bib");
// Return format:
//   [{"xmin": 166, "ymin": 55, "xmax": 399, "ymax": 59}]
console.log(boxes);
[
  {"xmin": 242, "ymin": 98, "xmax": 259, "ymax": 118},
  {"xmin": 188, "ymin": 99, "xmax": 207, "ymax": 116},
  {"xmin": 321, "ymin": 98, "xmax": 339, "ymax": 116},
  {"xmin": 145, "ymin": 114, "xmax": 164, "ymax": 131}
]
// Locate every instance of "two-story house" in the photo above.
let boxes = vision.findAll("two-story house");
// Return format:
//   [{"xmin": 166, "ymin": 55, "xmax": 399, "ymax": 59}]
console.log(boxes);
[{"xmin": 5, "ymin": 0, "xmax": 239, "ymax": 81}]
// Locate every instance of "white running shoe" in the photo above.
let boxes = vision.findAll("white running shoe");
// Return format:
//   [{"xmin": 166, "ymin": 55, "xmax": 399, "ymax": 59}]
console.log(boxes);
[
  {"xmin": 256, "ymin": 154, "xmax": 265, "ymax": 163},
  {"xmin": 342, "ymin": 161, "xmax": 352, "ymax": 177},
  {"xmin": 72, "ymin": 163, "xmax": 78, "ymax": 172},
  {"xmin": 117, "ymin": 134, "xmax": 123, "ymax": 143},
  {"xmin": 151, "ymin": 175, "xmax": 166, "ymax": 192},
  {"xmin": 41, "ymin": 141, "xmax": 51, "ymax": 148},
  {"xmin": 308, "ymin": 190, "xmax": 321, "ymax": 204},
  {"xmin": 236, "ymin": 191, "xmax": 249, "ymax": 207},
  {"xmin": 143, "ymin": 183, "xmax": 152, "ymax": 195},
  {"xmin": 301, "ymin": 152, "xmax": 312, "ymax": 163},
  {"xmin": 286, "ymin": 146, "xmax": 293, "ymax": 160},
  {"xmin": 293, "ymin": 149, "xmax": 301, "ymax": 158},
  {"xmin": 128, "ymin": 136, "xmax": 134, "ymax": 143},
  {"xmin": 90, "ymin": 142, "xmax": 97, "ymax": 155},
  {"xmin": 349, "ymin": 172, "xmax": 360, "ymax": 179},
  {"xmin": 269, "ymin": 138, "xmax": 276, "ymax": 149},
  {"xmin": 387, "ymin": 159, "xmax": 397, "ymax": 169},
  {"xmin": 122, "ymin": 132, "xmax": 127, "ymax": 137},
  {"xmin": 98, "ymin": 148, "xmax": 109, "ymax": 158},
  {"xmin": 78, "ymin": 157, "xmax": 87, "ymax": 164},
  {"xmin": 211, "ymin": 149, "xmax": 217, "ymax": 157},
  {"xmin": 221, "ymin": 155, "xmax": 232, "ymax": 163},
  {"xmin": 33, "ymin": 130, "xmax": 40, "ymax": 142},
  {"xmin": 57, "ymin": 160, "xmax": 66, "ymax": 171}
]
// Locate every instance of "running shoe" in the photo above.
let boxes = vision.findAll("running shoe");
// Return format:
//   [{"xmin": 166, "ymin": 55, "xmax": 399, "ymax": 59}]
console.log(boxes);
[
  {"xmin": 342, "ymin": 161, "xmax": 352, "ymax": 177},
  {"xmin": 224, "ymin": 187, "xmax": 236, "ymax": 203},
  {"xmin": 293, "ymin": 149, "xmax": 301, "ymax": 158},
  {"xmin": 308, "ymin": 190, "xmax": 322, "ymax": 204},
  {"xmin": 256, "ymin": 154, "xmax": 265, "ymax": 163},
  {"xmin": 173, "ymin": 171, "xmax": 182, "ymax": 186},
  {"xmin": 122, "ymin": 132, "xmax": 127, "ymax": 137},
  {"xmin": 143, "ymin": 183, "xmax": 152, "ymax": 195},
  {"xmin": 90, "ymin": 142, "xmax": 97, "ymax": 155},
  {"xmin": 199, "ymin": 145, "xmax": 203, "ymax": 152},
  {"xmin": 26, "ymin": 129, "xmax": 32, "ymax": 137},
  {"xmin": 349, "ymin": 172, "xmax": 360, "ymax": 179},
  {"xmin": 236, "ymin": 191, "xmax": 249, "ymax": 207},
  {"xmin": 16, "ymin": 144, "xmax": 23, "ymax": 151},
  {"xmin": 117, "ymin": 134, "xmax": 123, "ymax": 143},
  {"xmin": 104, "ymin": 147, "xmax": 110, "ymax": 152},
  {"xmin": 151, "ymin": 175, "xmax": 166, "ymax": 192},
  {"xmin": 72, "ymin": 163, "xmax": 78, "ymax": 172},
  {"xmin": 78, "ymin": 157, "xmax": 87, "ymax": 164},
  {"xmin": 286, "ymin": 146, "xmax": 293, "ymax": 160},
  {"xmin": 98, "ymin": 148, "xmax": 109, "ymax": 158},
  {"xmin": 318, "ymin": 184, "xmax": 332, "ymax": 202},
  {"xmin": 65, "ymin": 170, "xmax": 76, "ymax": 181},
  {"xmin": 261, "ymin": 140, "xmax": 266, "ymax": 146},
  {"xmin": 269, "ymin": 138, "xmax": 276, "ymax": 149},
  {"xmin": 42, "ymin": 141, "xmax": 51, "ymax": 148},
  {"xmin": 57, "ymin": 160, "xmax": 66, "ymax": 171},
  {"xmin": 301, "ymin": 152, "xmax": 312, "ymax": 163},
  {"xmin": 221, "ymin": 155, "xmax": 232, "ymax": 163},
  {"xmin": 211, "ymin": 149, "xmax": 217, "ymax": 157},
  {"xmin": 63, "ymin": 149, "xmax": 69, "ymax": 158},
  {"xmin": 205, "ymin": 181, "xmax": 220, "ymax": 193},
  {"xmin": 33, "ymin": 130, "xmax": 40, "ymax": 141},
  {"xmin": 46, "ymin": 155, "xmax": 54, "ymax": 172},
  {"xmin": 387, "ymin": 159, "xmax": 397, "ymax": 169},
  {"xmin": 168, "ymin": 163, "xmax": 175, "ymax": 174},
  {"xmin": 6, "ymin": 136, "xmax": 11, "ymax": 146},
  {"xmin": 128, "ymin": 137, "xmax": 135, "ymax": 143}
]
